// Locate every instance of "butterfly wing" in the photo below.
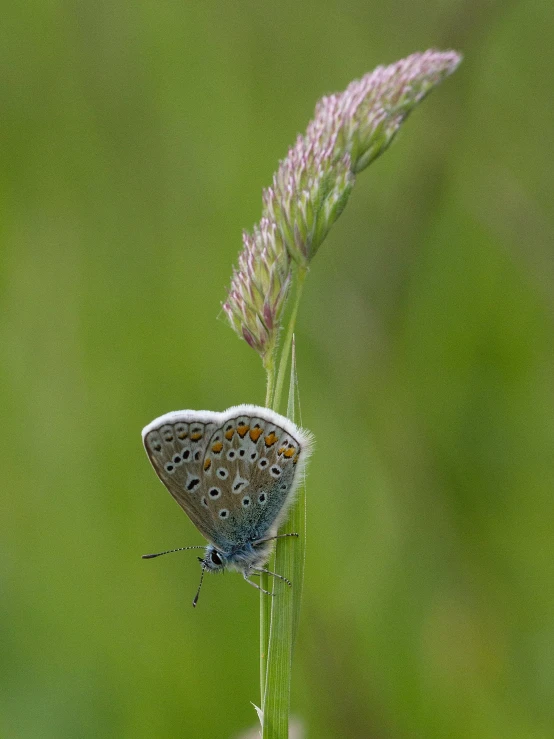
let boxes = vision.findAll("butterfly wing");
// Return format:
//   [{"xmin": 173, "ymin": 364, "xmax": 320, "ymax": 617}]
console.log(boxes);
[
  {"xmin": 142, "ymin": 410, "xmax": 223, "ymax": 544},
  {"xmin": 143, "ymin": 405, "xmax": 313, "ymax": 553},
  {"xmin": 199, "ymin": 405, "xmax": 313, "ymax": 548}
]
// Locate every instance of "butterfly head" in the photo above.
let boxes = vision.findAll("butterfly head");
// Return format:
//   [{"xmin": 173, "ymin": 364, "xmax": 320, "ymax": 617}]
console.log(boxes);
[{"xmin": 200, "ymin": 545, "xmax": 227, "ymax": 573}]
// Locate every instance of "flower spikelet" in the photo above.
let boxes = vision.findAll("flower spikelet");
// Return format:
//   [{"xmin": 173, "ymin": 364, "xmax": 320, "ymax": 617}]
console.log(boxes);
[
  {"xmin": 223, "ymin": 49, "xmax": 462, "ymax": 356},
  {"xmin": 223, "ymin": 219, "xmax": 291, "ymax": 358},
  {"xmin": 262, "ymin": 131, "xmax": 355, "ymax": 266},
  {"xmin": 310, "ymin": 49, "xmax": 463, "ymax": 173}
]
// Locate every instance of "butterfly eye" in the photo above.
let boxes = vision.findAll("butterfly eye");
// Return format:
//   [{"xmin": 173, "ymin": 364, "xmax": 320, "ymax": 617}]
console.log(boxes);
[{"xmin": 211, "ymin": 550, "xmax": 222, "ymax": 566}]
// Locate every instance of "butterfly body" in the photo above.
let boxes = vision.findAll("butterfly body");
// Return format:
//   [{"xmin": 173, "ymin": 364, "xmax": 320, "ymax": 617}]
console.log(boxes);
[
  {"xmin": 142, "ymin": 404, "xmax": 313, "ymax": 597},
  {"xmin": 201, "ymin": 540, "xmax": 273, "ymax": 573}
]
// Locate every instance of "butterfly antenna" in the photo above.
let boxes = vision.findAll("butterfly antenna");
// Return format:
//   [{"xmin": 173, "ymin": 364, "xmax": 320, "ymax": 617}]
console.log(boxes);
[
  {"xmin": 192, "ymin": 563, "xmax": 206, "ymax": 608},
  {"xmin": 142, "ymin": 545, "xmax": 206, "ymax": 559}
]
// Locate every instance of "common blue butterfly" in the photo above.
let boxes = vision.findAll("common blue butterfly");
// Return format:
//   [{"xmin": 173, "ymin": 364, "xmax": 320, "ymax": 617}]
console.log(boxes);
[{"xmin": 142, "ymin": 405, "xmax": 313, "ymax": 605}]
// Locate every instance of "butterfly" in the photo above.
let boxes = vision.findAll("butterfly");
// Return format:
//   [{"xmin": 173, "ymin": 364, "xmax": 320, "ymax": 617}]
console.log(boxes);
[{"xmin": 142, "ymin": 404, "xmax": 313, "ymax": 606}]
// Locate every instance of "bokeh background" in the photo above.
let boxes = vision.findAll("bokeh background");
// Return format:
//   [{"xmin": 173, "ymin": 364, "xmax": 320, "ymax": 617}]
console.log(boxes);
[{"xmin": 2, "ymin": 1, "xmax": 553, "ymax": 737}]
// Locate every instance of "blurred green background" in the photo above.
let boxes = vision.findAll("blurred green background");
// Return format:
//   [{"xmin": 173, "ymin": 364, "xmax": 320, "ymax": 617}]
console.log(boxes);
[{"xmin": 2, "ymin": 1, "xmax": 553, "ymax": 737}]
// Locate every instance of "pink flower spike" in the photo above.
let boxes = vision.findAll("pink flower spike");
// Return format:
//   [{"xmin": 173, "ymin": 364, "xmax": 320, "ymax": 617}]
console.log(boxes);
[{"xmin": 223, "ymin": 49, "xmax": 461, "ymax": 358}]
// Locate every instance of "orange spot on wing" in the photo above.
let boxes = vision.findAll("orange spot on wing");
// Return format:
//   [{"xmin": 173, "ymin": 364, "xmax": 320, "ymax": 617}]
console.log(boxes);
[
  {"xmin": 237, "ymin": 423, "xmax": 250, "ymax": 438},
  {"xmin": 191, "ymin": 432, "xmax": 203, "ymax": 441},
  {"xmin": 177, "ymin": 431, "xmax": 187, "ymax": 440},
  {"xmin": 277, "ymin": 446, "xmax": 286, "ymax": 456},
  {"xmin": 212, "ymin": 441, "xmax": 223, "ymax": 453},
  {"xmin": 249, "ymin": 427, "xmax": 263, "ymax": 442},
  {"xmin": 284, "ymin": 447, "xmax": 295, "ymax": 458},
  {"xmin": 204, "ymin": 458, "xmax": 212, "ymax": 471},
  {"xmin": 265, "ymin": 432, "xmax": 278, "ymax": 447},
  {"xmin": 225, "ymin": 428, "xmax": 235, "ymax": 440}
]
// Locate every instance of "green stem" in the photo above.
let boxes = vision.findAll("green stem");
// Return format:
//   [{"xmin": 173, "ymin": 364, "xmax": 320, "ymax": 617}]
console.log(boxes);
[
  {"xmin": 264, "ymin": 355, "xmax": 276, "ymax": 409},
  {"xmin": 260, "ymin": 350, "xmax": 276, "ymax": 698},
  {"xmin": 260, "ymin": 345, "xmax": 276, "ymax": 696},
  {"xmin": 260, "ymin": 268, "xmax": 307, "ymax": 738},
  {"xmin": 262, "ymin": 340, "xmax": 306, "ymax": 739},
  {"xmin": 272, "ymin": 268, "xmax": 307, "ymax": 414}
]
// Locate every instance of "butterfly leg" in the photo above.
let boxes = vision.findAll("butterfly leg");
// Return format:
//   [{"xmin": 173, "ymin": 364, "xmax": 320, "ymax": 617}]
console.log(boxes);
[
  {"xmin": 253, "ymin": 532, "xmax": 299, "ymax": 546},
  {"xmin": 244, "ymin": 573, "xmax": 274, "ymax": 596},
  {"xmin": 252, "ymin": 567, "xmax": 292, "ymax": 587}
]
